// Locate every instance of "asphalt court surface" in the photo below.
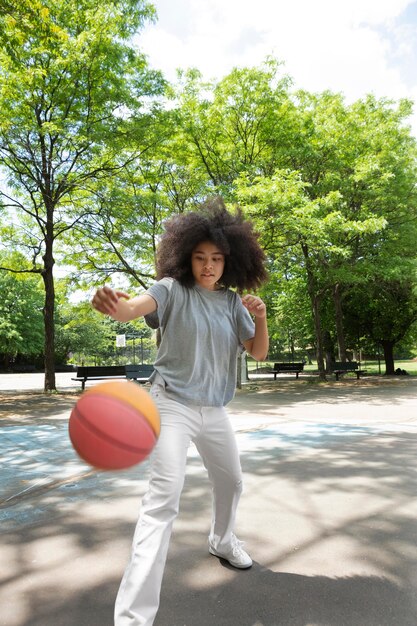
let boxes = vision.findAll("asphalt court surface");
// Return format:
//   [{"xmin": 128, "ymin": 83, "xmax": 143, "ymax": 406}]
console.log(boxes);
[{"xmin": 1, "ymin": 373, "xmax": 417, "ymax": 626}]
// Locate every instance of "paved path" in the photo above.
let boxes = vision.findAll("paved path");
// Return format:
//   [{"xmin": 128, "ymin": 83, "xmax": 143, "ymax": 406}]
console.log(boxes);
[{"xmin": 1, "ymin": 374, "xmax": 417, "ymax": 625}]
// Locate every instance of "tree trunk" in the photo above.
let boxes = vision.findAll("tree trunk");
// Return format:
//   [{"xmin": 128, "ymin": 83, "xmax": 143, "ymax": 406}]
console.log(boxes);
[
  {"xmin": 333, "ymin": 283, "xmax": 347, "ymax": 361},
  {"xmin": 323, "ymin": 330, "xmax": 336, "ymax": 373},
  {"xmin": 381, "ymin": 340, "xmax": 395, "ymax": 375},
  {"xmin": 42, "ymin": 225, "xmax": 56, "ymax": 392},
  {"xmin": 236, "ymin": 352, "xmax": 248, "ymax": 389},
  {"xmin": 289, "ymin": 333, "xmax": 295, "ymax": 360},
  {"xmin": 302, "ymin": 244, "xmax": 326, "ymax": 380},
  {"xmin": 311, "ymin": 293, "xmax": 326, "ymax": 380}
]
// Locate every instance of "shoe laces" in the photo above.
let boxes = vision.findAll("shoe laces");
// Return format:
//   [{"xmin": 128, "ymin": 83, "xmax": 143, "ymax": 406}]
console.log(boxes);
[{"xmin": 230, "ymin": 534, "xmax": 246, "ymax": 557}]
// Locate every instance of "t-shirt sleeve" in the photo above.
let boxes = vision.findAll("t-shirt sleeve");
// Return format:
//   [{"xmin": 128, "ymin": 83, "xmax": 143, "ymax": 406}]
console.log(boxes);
[
  {"xmin": 235, "ymin": 295, "xmax": 256, "ymax": 343},
  {"xmin": 144, "ymin": 277, "xmax": 174, "ymax": 329}
]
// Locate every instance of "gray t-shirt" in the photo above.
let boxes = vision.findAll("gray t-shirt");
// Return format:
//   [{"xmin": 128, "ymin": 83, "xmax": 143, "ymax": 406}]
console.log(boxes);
[{"xmin": 145, "ymin": 278, "xmax": 255, "ymax": 407}]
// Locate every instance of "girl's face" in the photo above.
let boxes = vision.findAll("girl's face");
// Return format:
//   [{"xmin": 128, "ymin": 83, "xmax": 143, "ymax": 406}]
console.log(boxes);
[{"xmin": 191, "ymin": 241, "xmax": 225, "ymax": 291}]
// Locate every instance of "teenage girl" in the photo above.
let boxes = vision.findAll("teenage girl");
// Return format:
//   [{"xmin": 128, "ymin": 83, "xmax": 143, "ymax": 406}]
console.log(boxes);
[{"xmin": 92, "ymin": 197, "xmax": 269, "ymax": 626}]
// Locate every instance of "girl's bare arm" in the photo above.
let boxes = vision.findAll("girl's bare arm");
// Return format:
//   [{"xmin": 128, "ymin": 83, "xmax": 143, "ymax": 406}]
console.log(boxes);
[
  {"xmin": 91, "ymin": 286, "xmax": 157, "ymax": 322},
  {"xmin": 242, "ymin": 294, "xmax": 269, "ymax": 362}
]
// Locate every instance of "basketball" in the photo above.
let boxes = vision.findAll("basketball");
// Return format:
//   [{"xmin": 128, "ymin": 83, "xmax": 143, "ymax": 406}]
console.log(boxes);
[{"xmin": 69, "ymin": 380, "xmax": 160, "ymax": 470}]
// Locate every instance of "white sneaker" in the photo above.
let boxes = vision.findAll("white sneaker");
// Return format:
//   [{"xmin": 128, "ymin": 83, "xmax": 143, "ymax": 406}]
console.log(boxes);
[{"xmin": 209, "ymin": 534, "xmax": 253, "ymax": 569}]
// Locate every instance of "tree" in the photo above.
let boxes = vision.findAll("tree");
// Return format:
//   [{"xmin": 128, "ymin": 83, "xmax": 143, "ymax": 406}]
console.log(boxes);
[
  {"xmin": 236, "ymin": 169, "xmax": 387, "ymax": 378},
  {"xmin": 55, "ymin": 296, "xmax": 155, "ymax": 365},
  {"xmin": 343, "ymin": 278, "xmax": 417, "ymax": 374},
  {"xmin": 0, "ymin": 0, "xmax": 164, "ymax": 390},
  {"xmin": 64, "ymin": 165, "xmax": 162, "ymax": 291},
  {"xmin": 174, "ymin": 60, "xmax": 295, "ymax": 196},
  {"xmin": 284, "ymin": 91, "xmax": 417, "ymax": 367},
  {"xmin": 63, "ymin": 150, "xmax": 187, "ymax": 291},
  {"xmin": 231, "ymin": 85, "xmax": 417, "ymax": 376},
  {"xmin": 0, "ymin": 261, "xmax": 44, "ymax": 368},
  {"xmin": 64, "ymin": 100, "xmax": 217, "ymax": 292},
  {"xmin": 270, "ymin": 275, "xmax": 316, "ymax": 361}
]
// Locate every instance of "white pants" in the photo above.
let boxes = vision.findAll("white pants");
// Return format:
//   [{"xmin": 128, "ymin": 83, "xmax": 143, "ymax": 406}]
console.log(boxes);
[{"xmin": 114, "ymin": 384, "xmax": 243, "ymax": 626}]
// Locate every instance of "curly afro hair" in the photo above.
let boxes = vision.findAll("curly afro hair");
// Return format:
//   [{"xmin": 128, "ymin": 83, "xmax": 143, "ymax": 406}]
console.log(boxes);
[{"xmin": 156, "ymin": 196, "xmax": 268, "ymax": 291}]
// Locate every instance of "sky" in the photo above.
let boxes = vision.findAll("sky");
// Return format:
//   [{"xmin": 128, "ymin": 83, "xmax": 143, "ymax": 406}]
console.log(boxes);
[{"xmin": 139, "ymin": 0, "xmax": 417, "ymax": 135}]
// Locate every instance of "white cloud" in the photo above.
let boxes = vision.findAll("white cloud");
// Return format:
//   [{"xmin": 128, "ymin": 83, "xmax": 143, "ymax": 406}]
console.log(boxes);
[{"xmin": 139, "ymin": 0, "xmax": 417, "ymax": 133}]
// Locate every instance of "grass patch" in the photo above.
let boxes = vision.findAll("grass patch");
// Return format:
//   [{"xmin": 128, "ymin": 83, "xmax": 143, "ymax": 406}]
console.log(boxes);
[{"xmin": 248, "ymin": 358, "xmax": 417, "ymax": 376}]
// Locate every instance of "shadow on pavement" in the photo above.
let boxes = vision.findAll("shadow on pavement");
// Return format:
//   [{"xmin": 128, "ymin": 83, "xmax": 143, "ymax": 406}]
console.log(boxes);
[
  {"xmin": 1, "ymin": 424, "xmax": 417, "ymax": 625},
  {"xmin": 14, "ymin": 566, "xmax": 416, "ymax": 626},
  {"xmin": 158, "ymin": 563, "xmax": 416, "ymax": 626},
  {"xmin": 0, "ymin": 392, "xmax": 78, "ymax": 422}
]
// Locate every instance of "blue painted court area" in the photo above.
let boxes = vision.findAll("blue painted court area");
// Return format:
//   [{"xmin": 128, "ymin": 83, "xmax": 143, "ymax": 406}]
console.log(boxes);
[
  {"xmin": 0, "ymin": 416, "xmax": 384, "ymax": 531},
  {"xmin": 0, "ymin": 422, "xmax": 150, "ymax": 531},
  {"xmin": 2, "ymin": 409, "xmax": 416, "ymax": 512}
]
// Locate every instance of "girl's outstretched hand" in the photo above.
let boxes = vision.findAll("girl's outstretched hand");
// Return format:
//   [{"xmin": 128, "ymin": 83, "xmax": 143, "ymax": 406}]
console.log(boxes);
[
  {"xmin": 241, "ymin": 294, "xmax": 266, "ymax": 318},
  {"xmin": 91, "ymin": 286, "xmax": 130, "ymax": 316}
]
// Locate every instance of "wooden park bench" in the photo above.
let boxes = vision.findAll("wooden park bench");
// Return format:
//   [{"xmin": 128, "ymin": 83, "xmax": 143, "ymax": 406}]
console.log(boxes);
[
  {"xmin": 332, "ymin": 361, "xmax": 367, "ymax": 381},
  {"xmin": 72, "ymin": 363, "xmax": 154, "ymax": 390},
  {"xmin": 269, "ymin": 362, "xmax": 305, "ymax": 380}
]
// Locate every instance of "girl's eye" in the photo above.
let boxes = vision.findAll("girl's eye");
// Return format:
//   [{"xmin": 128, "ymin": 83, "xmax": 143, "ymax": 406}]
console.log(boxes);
[{"xmin": 193, "ymin": 254, "xmax": 223, "ymax": 262}]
